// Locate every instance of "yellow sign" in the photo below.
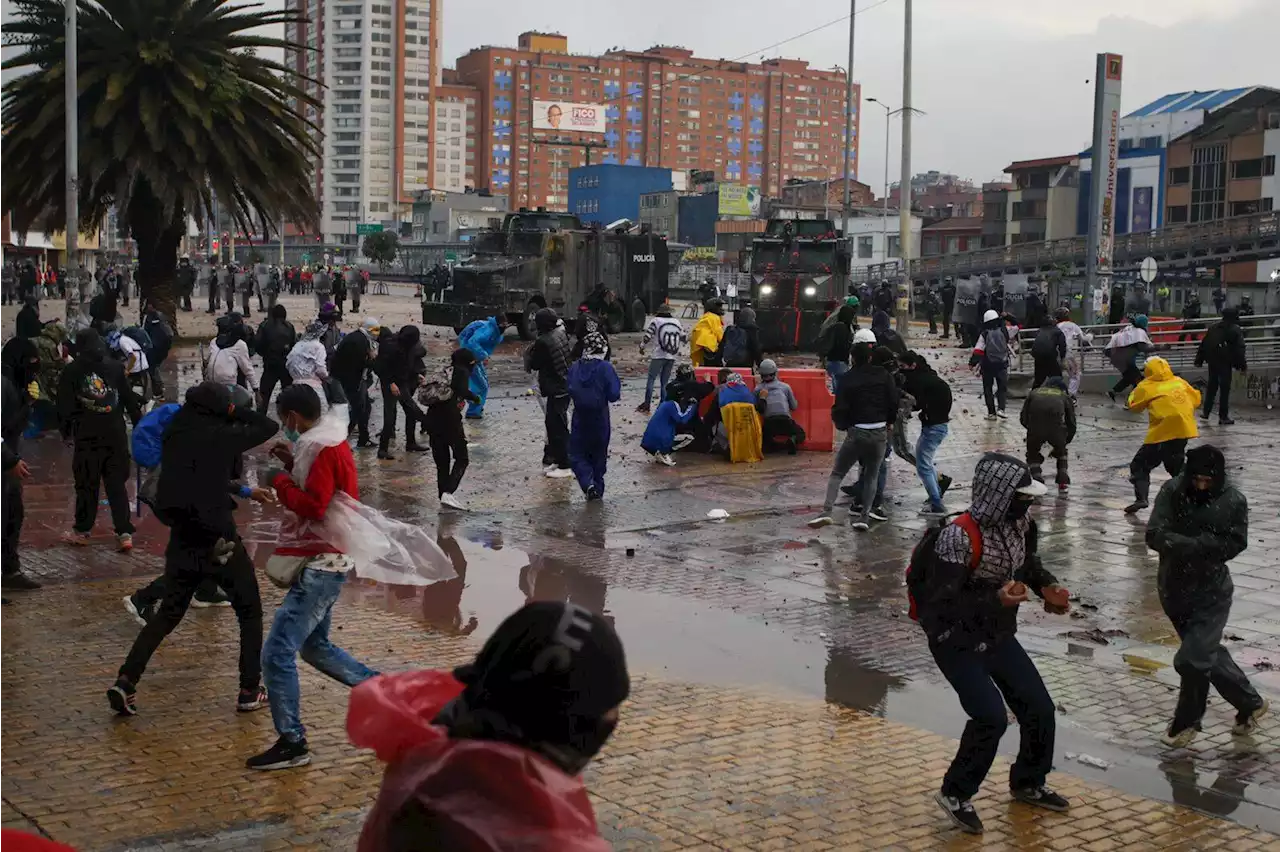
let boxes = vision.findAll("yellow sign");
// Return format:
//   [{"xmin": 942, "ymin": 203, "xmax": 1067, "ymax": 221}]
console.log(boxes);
[
  {"xmin": 50, "ymin": 229, "xmax": 101, "ymax": 250},
  {"xmin": 682, "ymin": 247, "xmax": 716, "ymax": 261}
]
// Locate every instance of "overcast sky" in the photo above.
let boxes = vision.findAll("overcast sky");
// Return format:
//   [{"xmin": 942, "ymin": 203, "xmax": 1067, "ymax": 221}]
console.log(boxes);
[{"xmin": 442, "ymin": 0, "xmax": 1279, "ymax": 192}]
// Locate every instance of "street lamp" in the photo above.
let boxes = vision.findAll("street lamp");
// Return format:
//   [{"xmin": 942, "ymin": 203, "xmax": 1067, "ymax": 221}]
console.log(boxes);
[{"xmin": 866, "ymin": 98, "xmax": 897, "ymax": 264}]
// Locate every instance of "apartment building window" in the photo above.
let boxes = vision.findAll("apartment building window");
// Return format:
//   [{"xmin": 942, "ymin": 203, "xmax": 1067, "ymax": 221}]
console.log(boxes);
[
  {"xmin": 887, "ymin": 236, "xmax": 901, "ymax": 258},
  {"xmin": 1190, "ymin": 143, "xmax": 1227, "ymax": 222},
  {"xmin": 1167, "ymin": 166, "xmax": 1189, "ymax": 185},
  {"xmin": 856, "ymin": 236, "xmax": 872, "ymax": 258},
  {"xmin": 1231, "ymin": 155, "xmax": 1276, "ymax": 179},
  {"xmin": 1230, "ymin": 198, "xmax": 1274, "ymax": 216},
  {"xmin": 1166, "ymin": 205, "xmax": 1189, "ymax": 224}
]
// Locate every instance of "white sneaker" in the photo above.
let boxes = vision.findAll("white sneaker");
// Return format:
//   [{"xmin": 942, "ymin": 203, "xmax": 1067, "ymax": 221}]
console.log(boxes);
[
  {"xmin": 851, "ymin": 521, "xmax": 871, "ymax": 531},
  {"xmin": 996, "ymin": 409, "xmax": 1008, "ymax": 419},
  {"xmin": 439, "ymin": 492, "xmax": 468, "ymax": 511},
  {"xmin": 546, "ymin": 467, "xmax": 574, "ymax": 479},
  {"xmin": 807, "ymin": 514, "xmax": 834, "ymax": 528},
  {"xmin": 984, "ymin": 413, "xmax": 998, "ymax": 421},
  {"xmin": 672, "ymin": 434, "xmax": 695, "ymax": 451},
  {"xmin": 657, "ymin": 452, "xmax": 677, "ymax": 467}
]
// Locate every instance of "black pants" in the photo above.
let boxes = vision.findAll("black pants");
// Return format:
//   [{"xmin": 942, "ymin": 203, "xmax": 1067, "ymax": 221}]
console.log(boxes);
[
  {"xmin": 941, "ymin": 312, "xmax": 951, "ymax": 339},
  {"xmin": 207, "ymin": 282, "xmax": 219, "ymax": 313},
  {"xmin": 352, "ymin": 293, "xmax": 361, "ymax": 312},
  {"xmin": 1161, "ymin": 590, "xmax": 1262, "ymax": 731},
  {"xmin": 239, "ymin": 291, "xmax": 252, "ymax": 316},
  {"xmin": 542, "ymin": 394, "xmax": 571, "ymax": 469},
  {"xmin": 148, "ymin": 362, "xmax": 166, "ymax": 400},
  {"xmin": 181, "ymin": 292, "xmax": 192, "ymax": 311},
  {"xmin": 341, "ymin": 376, "xmax": 371, "ymax": 443},
  {"xmin": 73, "ymin": 441, "xmax": 134, "ymax": 535},
  {"xmin": 1129, "ymin": 438, "xmax": 1187, "ymax": 503},
  {"xmin": 927, "ymin": 311, "xmax": 937, "ymax": 334},
  {"xmin": 134, "ymin": 572, "xmax": 223, "ymax": 607},
  {"xmin": 119, "ymin": 530, "xmax": 262, "ymax": 690},
  {"xmin": 1202, "ymin": 366, "xmax": 1233, "ymax": 421},
  {"xmin": 259, "ymin": 363, "xmax": 292, "ymax": 414},
  {"xmin": 1026, "ymin": 429, "xmax": 1069, "ymax": 483},
  {"xmin": 425, "ymin": 408, "xmax": 469, "ymax": 496},
  {"xmin": 2, "ymin": 475, "xmax": 23, "ymax": 576},
  {"xmin": 379, "ymin": 389, "xmax": 426, "ymax": 453},
  {"xmin": 932, "ymin": 638, "xmax": 1055, "ymax": 800},
  {"xmin": 981, "ymin": 363, "xmax": 1008, "ymax": 415},
  {"xmin": 761, "ymin": 415, "xmax": 805, "ymax": 452},
  {"xmin": 1112, "ymin": 365, "xmax": 1143, "ymax": 397},
  {"xmin": 1032, "ymin": 356, "xmax": 1062, "ymax": 389}
]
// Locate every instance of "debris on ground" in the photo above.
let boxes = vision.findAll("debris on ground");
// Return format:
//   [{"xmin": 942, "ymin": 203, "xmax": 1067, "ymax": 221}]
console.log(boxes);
[
  {"xmin": 1064, "ymin": 753, "xmax": 1111, "ymax": 770},
  {"xmin": 1255, "ymin": 659, "xmax": 1276, "ymax": 671},
  {"xmin": 1060, "ymin": 628, "xmax": 1129, "ymax": 645}
]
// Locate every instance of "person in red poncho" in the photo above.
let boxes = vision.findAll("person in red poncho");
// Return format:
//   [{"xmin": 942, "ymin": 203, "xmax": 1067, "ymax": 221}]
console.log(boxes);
[{"xmin": 349, "ymin": 601, "xmax": 630, "ymax": 852}]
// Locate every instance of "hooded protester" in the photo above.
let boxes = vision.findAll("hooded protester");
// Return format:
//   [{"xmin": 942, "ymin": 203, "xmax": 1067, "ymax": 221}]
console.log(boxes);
[
  {"xmin": 141, "ymin": 298, "xmax": 174, "ymax": 401},
  {"xmin": 422, "ymin": 348, "xmax": 481, "ymax": 511},
  {"xmin": 57, "ymin": 329, "xmax": 141, "ymax": 550},
  {"xmin": 524, "ymin": 308, "xmax": 574, "ymax": 478},
  {"xmin": 317, "ymin": 304, "xmax": 343, "ymax": 361},
  {"xmin": 457, "ymin": 316, "xmax": 507, "ymax": 419},
  {"xmin": 637, "ymin": 303, "xmax": 687, "ymax": 413},
  {"xmin": 330, "ymin": 316, "xmax": 379, "ymax": 445},
  {"xmin": 566, "ymin": 333, "xmax": 622, "ymax": 499},
  {"xmin": 1195, "ymin": 307, "xmax": 1247, "ymax": 425},
  {"xmin": 109, "ymin": 381, "xmax": 278, "ymax": 718},
  {"xmin": 816, "ymin": 303, "xmax": 857, "ymax": 379},
  {"xmin": 911, "ymin": 453, "xmax": 1068, "ymax": 834},
  {"xmin": 661, "ymin": 362, "xmax": 715, "ymax": 454},
  {"xmin": 1029, "ymin": 316, "xmax": 1067, "ymax": 389},
  {"xmin": 1146, "ymin": 445, "xmax": 1268, "ymax": 747},
  {"xmin": 15, "ymin": 297, "xmax": 46, "ymax": 340},
  {"xmin": 754, "ymin": 359, "xmax": 804, "ymax": 453},
  {"xmin": 2, "ymin": 338, "xmax": 41, "ymax": 590},
  {"xmin": 351, "ymin": 601, "xmax": 628, "ymax": 852},
  {"xmin": 31, "ymin": 321, "xmax": 68, "ymax": 432},
  {"xmin": 1104, "ymin": 314, "xmax": 1156, "ymax": 402},
  {"xmin": 207, "ymin": 313, "xmax": 258, "ymax": 398},
  {"xmin": 712, "ymin": 371, "xmax": 763, "ymax": 463},
  {"xmin": 287, "ymin": 320, "xmax": 332, "ymax": 417},
  {"xmin": 1178, "ymin": 292, "xmax": 1203, "ymax": 342},
  {"xmin": 570, "ymin": 302, "xmax": 610, "ymax": 362},
  {"xmin": 254, "ymin": 304, "xmax": 297, "ymax": 413},
  {"xmin": 1124, "ymin": 356, "xmax": 1200, "ymax": 514},
  {"xmin": 1052, "ymin": 308, "xmax": 1090, "ymax": 399},
  {"xmin": 374, "ymin": 325, "xmax": 429, "ymax": 459},
  {"xmin": 818, "ymin": 296, "xmax": 860, "ymax": 340},
  {"xmin": 898, "ymin": 351, "xmax": 953, "ymax": 515},
  {"xmin": 689, "ymin": 299, "xmax": 725, "ymax": 367},
  {"xmin": 721, "ymin": 305, "xmax": 762, "ymax": 369},
  {"xmin": 970, "ymin": 310, "xmax": 1012, "ymax": 420},
  {"xmin": 1019, "ymin": 376, "xmax": 1076, "ymax": 489},
  {"xmin": 871, "ymin": 310, "xmax": 908, "ymax": 357},
  {"xmin": 641, "ymin": 393, "xmax": 698, "ymax": 465}
]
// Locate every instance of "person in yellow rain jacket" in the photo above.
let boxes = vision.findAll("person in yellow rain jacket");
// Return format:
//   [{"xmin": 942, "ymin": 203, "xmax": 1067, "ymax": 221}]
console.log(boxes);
[
  {"xmin": 1124, "ymin": 356, "xmax": 1200, "ymax": 514},
  {"xmin": 689, "ymin": 299, "xmax": 726, "ymax": 367}
]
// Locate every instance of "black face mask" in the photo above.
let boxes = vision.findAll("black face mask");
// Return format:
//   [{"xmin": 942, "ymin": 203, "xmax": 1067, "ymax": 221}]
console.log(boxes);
[
  {"xmin": 1005, "ymin": 498, "xmax": 1032, "ymax": 521},
  {"xmin": 1185, "ymin": 484, "xmax": 1217, "ymax": 505}
]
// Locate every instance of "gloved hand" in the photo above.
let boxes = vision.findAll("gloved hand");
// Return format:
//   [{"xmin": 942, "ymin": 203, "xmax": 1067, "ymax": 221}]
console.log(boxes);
[{"xmin": 257, "ymin": 464, "xmax": 287, "ymax": 489}]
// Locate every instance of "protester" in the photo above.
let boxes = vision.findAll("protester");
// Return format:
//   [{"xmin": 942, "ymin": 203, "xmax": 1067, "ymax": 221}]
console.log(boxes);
[
  {"xmin": 15, "ymin": 296, "xmax": 47, "ymax": 340},
  {"xmin": 420, "ymin": 349, "xmax": 481, "ymax": 511},
  {"xmin": 1145, "ymin": 445, "xmax": 1269, "ymax": 747},
  {"xmin": 810, "ymin": 329, "xmax": 896, "ymax": 531},
  {"xmin": 570, "ymin": 302, "xmax": 610, "ymax": 362},
  {"xmin": 711, "ymin": 370, "xmax": 763, "ymax": 463},
  {"xmin": 1029, "ymin": 316, "xmax": 1066, "ymax": 389},
  {"xmin": 249, "ymin": 384, "xmax": 379, "ymax": 770},
  {"xmin": 31, "ymin": 322, "xmax": 68, "ymax": 434},
  {"xmin": 1124, "ymin": 356, "xmax": 1200, "ymax": 514},
  {"xmin": 640, "ymin": 396, "xmax": 698, "ymax": 466},
  {"xmin": 1104, "ymin": 315, "xmax": 1156, "ymax": 403},
  {"xmin": 817, "ymin": 303, "xmax": 856, "ymax": 380},
  {"xmin": 754, "ymin": 359, "xmax": 804, "ymax": 454},
  {"xmin": 1052, "ymin": 308, "xmax": 1090, "ymax": 400},
  {"xmin": 689, "ymin": 299, "xmax": 725, "ymax": 367},
  {"xmin": 1195, "ymin": 307, "xmax": 1247, "ymax": 426},
  {"xmin": 524, "ymin": 308, "xmax": 574, "ymax": 478},
  {"xmin": 898, "ymin": 351, "xmax": 953, "ymax": 515},
  {"xmin": 287, "ymin": 321, "xmax": 333, "ymax": 417},
  {"xmin": 871, "ymin": 310, "xmax": 908, "ymax": 357},
  {"xmin": 911, "ymin": 453, "xmax": 1068, "ymax": 834},
  {"xmin": 255, "ymin": 304, "xmax": 297, "ymax": 413},
  {"xmin": 318, "ymin": 304, "xmax": 343, "ymax": 362},
  {"xmin": 2, "ymin": 340, "xmax": 41, "ymax": 590},
  {"xmin": 1179, "ymin": 292, "xmax": 1202, "ymax": 342},
  {"xmin": 56, "ymin": 330, "xmax": 140, "ymax": 550},
  {"xmin": 330, "ymin": 316, "xmax": 378, "ymax": 446},
  {"xmin": 374, "ymin": 325, "xmax": 429, "ymax": 459},
  {"xmin": 856, "ymin": 347, "xmax": 904, "ymax": 520},
  {"xmin": 106, "ymin": 325, "xmax": 151, "ymax": 401},
  {"xmin": 970, "ymin": 309, "xmax": 1012, "ymax": 420},
  {"xmin": 662, "ymin": 363, "xmax": 716, "ymax": 454},
  {"xmin": 351, "ymin": 601, "xmax": 627, "ymax": 852},
  {"xmin": 207, "ymin": 313, "xmax": 258, "ymax": 399},
  {"xmin": 637, "ymin": 304, "xmax": 686, "ymax": 414},
  {"xmin": 567, "ymin": 332, "xmax": 621, "ymax": 499},
  {"xmin": 721, "ymin": 304, "xmax": 762, "ymax": 370},
  {"xmin": 1020, "ymin": 376, "xmax": 1076, "ymax": 490},
  {"xmin": 457, "ymin": 315, "xmax": 507, "ymax": 419},
  {"xmin": 141, "ymin": 299, "xmax": 173, "ymax": 401},
  {"xmin": 107, "ymin": 382, "xmax": 277, "ymax": 717}
]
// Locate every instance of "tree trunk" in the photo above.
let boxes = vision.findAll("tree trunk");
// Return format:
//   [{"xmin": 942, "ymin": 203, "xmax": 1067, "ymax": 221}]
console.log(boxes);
[{"xmin": 129, "ymin": 185, "xmax": 183, "ymax": 329}]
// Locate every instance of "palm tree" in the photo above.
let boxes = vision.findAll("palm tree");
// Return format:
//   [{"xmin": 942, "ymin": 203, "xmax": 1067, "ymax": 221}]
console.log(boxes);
[{"xmin": 2, "ymin": 0, "xmax": 320, "ymax": 322}]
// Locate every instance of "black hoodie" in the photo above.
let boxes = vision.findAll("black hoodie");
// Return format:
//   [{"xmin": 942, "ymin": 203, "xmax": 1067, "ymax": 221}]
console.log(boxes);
[
  {"xmin": 524, "ymin": 309, "xmax": 571, "ymax": 397},
  {"xmin": 255, "ymin": 306, "xmax": 297, "ymax": 370},
  {"xmin": 899, "ymin": 357, "xmax": 952, "ymax": 426},
  {"xmin": 57, "ymin": 329, "xmax": 140, "ymax": 445},
  {"xmin": 1195, "ymin": 309, "xmax": 1247, "ymax": 371}
]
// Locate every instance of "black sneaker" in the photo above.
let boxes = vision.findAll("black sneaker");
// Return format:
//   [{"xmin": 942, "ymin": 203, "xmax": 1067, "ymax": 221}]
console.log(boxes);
[
  {"xmin": 1219, "ymin": 418, "xmax": 1235, "ymax": 426},
  {"xmin": 122, "ymin": 594, "xmax": 154, "ymax": 626},
  {"xmin": 107, "ymin": 677, "xmax": 137, "ymax": 716},
  {"xmin": 1011, "ymin": 785, "xmax": 1070, "ymax": 812},
  {"xmin": 1123, "ymin": 499, "xmax": 1149, "ymax": 515},
  {"xmin": 246, "ymin": 736, "xmax": 311, "ymax": 771},
  {"xmin": 237, "ymin": 686, "xmax": 268, "ymax": 712},
  {"xmin": 1, "ymin": 572, "xmax": 42, "ymax": 591},
  {"xmin": 935, "ymin": 792, "xmax": 983, "ymax": 834},
  {"xmin": 937, "ymin": 474, "xmax": 953, "ymax": 496}
]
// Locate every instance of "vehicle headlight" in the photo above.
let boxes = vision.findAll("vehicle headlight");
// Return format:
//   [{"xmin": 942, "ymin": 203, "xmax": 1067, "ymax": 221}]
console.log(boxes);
[
  {"xmin": 760, "ymin": 284, "xmax": 774, "ymax": 295},
  {"xmin": 803, "ymin": 286, "xmax": 817, "ymax": 297}
]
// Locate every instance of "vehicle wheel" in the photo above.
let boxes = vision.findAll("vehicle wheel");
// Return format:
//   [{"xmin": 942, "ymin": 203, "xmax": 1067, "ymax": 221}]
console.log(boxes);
[
  {"xmin": 604, "ymin": 302, "xmax": 626, "ymax": 335},
  {"xmin": 627, "ymin": 298, "xmax": 647, "ymax": 332}
]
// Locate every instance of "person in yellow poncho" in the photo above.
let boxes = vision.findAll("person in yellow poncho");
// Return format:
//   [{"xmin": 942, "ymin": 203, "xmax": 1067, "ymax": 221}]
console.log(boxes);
[
  {"xmin": 689, "ymin": 299, "xmax": 726, "ymax": 367},
  {"xmin": 1124, "ymin": 356, "xmax": 1200, "ymax": 514}
]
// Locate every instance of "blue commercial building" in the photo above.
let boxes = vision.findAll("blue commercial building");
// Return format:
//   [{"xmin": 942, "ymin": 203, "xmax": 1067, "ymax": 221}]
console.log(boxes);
[
  {"xmin": 1077, "ymin": 147, "xmax": 1167, "ymax": 236},
  {"xmin": 677, "ymin": 192, "xmax": 719, "ymax": 247},
  {"xmin": 568, "ymin": 165, "xmax": 673, "ymax": 226}
]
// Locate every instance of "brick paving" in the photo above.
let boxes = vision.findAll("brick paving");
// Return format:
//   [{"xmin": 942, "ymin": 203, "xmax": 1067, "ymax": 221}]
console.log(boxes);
[{"xmin": 4, "ymin": 318, "xmax": 1280, "ymax": 848}]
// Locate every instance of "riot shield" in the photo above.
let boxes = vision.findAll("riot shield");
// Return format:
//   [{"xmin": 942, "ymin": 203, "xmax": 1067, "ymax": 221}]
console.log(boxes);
[
  {"xmin": 1001, "ymin": 274, "xmax": 1029, "ymax": 324},
  {"xmin": 951, "ymin": 277, "xmax": 981, "ymax": 326}
]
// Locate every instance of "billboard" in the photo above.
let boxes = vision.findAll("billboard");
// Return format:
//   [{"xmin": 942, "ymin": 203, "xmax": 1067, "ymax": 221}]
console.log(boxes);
[
  {"xmin": 718, "ymin": 183, "xmax": 760, "ymax": 217},
  {"xmin": 532, "ymin": 100, "xmax": 605, "ymax": 134}
]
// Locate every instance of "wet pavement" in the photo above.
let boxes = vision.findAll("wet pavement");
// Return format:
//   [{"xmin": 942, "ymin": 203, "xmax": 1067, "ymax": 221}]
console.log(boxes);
[{"xmin": 4, "ymin": 322, "xmax": 1280, "ymax": 849}]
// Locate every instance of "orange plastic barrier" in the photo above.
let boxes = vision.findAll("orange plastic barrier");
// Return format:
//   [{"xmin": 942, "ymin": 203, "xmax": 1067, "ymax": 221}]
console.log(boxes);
[
  {"xmin": 777, "ymin": 368, "xmax": 835, "ymax": 452},
  {"xmin": 1148, "ymin": 315, "xmax": 1205, "ymax": 344},
  {"xmin": 694, "ymin": 368, "xmax": 755, "ymax": 419}
]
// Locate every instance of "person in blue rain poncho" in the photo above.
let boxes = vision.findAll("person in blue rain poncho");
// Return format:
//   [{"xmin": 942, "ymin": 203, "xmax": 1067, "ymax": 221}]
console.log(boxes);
[
  {"xmin": 566, "ymin": 332, "xmax": 621, "ymax": 500},
  {"xmin": 456, "ymin": 316, "xmax": 508, "ymax": 419}
]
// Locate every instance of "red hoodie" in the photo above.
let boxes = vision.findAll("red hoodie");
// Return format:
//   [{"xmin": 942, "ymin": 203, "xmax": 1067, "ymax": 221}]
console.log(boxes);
[
  {"xmin": 349, "ymin": 671, "xmax": 611, "ymax": 852},
  {"xmin": 272, "ymin": 442, "xmax": 359, "ymax": 557}
]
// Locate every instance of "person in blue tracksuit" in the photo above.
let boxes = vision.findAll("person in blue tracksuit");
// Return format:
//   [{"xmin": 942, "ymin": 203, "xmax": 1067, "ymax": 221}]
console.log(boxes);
[
  {"xmin": 566, "ymin": 332, "xmax": 621, "ymax": 500},
  {"xmin": 641, "ymin": 399, "xmax": 697, "ymax": 466},
  {"xmin": 456, "ymin": 316, "xmax": 507, "ymax": 419}
]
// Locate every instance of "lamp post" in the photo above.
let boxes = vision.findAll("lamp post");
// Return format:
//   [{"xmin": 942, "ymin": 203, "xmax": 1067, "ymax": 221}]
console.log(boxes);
[
  {"xmin": 866, "ymin": 98, "xmax": 896, "ymax": 264},
  {"xmin": 840, "ymin": 0, "xmax": 856, "ymax": 239},
  {"xmin": 896, "ymin": 0, "xmax": 914, "ymax": 335},
  {"xmin": 64, "ymin": 0, "xmax": 81, "ymax": 318}
]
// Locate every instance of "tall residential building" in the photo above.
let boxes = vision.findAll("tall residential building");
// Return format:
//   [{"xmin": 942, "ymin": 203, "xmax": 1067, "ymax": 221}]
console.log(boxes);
[
  {"xmin": 434, "ymin": 70, "xmax": 480, "ymax": 193},
  {"xmin": 285, "ymin": 0, "xmax": 442, "ymax": 248},
  {"xmin": 454, "ymin": 32, "xmax": 857, "ymax": 211}
]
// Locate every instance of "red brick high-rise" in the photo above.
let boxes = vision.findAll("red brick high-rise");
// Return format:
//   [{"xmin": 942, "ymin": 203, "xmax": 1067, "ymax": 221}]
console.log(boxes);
[{"xmin": 455, "ymin": 32, "xmax": 858, "ymax": 210}]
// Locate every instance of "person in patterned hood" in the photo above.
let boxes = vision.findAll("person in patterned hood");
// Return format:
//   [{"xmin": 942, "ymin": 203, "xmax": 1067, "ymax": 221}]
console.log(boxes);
[{"xmin": 916, "ymin": 452, "xmax": 1073, "ymax": 835}]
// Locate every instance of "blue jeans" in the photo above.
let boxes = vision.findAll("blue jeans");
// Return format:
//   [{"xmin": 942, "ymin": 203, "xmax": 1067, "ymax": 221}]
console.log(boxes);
[
  {"xmin": 262, "ymin": 566, "xmax": 378, "ymax": 742},
  {"xmin": 643, "ymin": 358, "xmax": 674, "ymax": 407},
  {"xmin": 826, "ymin": 360, "xmax": 848, "ymax": 381},
  {"xmin": 916, "ymin": 423, "xmax": 949, "ymax": 508}
]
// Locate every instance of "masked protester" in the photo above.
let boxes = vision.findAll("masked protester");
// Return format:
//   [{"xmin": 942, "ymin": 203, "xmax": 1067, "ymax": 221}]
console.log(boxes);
[
  {"xmin": 566, "ymin": 332, "xmax": 621, "ymax": 499},
  {"xmin": 350, "ymin": 601, "xmax": 629, "ymax": 852},
  {"xmin": 423, "ymin": 348, "xmax": 481, "ymax": 511},
  {"xmin": 1123, "ymin": 357, "xmax": 1200, "ymax": 514},
  {"xmin": 1194, "ymin": 307, "xmax": 1247, "ymax": 425},
  {"xmin": 524, "ymin": 309, "xmax": 574, "ymax": 477}
]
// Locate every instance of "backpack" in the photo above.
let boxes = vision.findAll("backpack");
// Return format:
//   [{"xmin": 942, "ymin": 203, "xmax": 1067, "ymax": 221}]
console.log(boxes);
[
  {"xmin": 1031, "ymin": 325, "xmax": 1061, "ymax": 359},
  {"xmin": 905, "ymin": 512, "xmax": 983, "ymax": 622},
  {"xmin": 719, "ymin": 325, "xmax": 749, "ymax": 366},
  {"xmin": 980, "ymin": 327, "xmax": 1010, "ymax": 364},
  {"xmin": 815, "ymin": 321, "xmax": 837, "ymax": 360},
  {"xmin": 131, "ymin": 403, "xmax": 179, "ymax": 468},
  {"xmin": 123, "ymin": 325, "xmax": 154, "ymax": 355},
  {"xmin": 415, "ymin": 361, "xmax": 454, "ymax": 405}
]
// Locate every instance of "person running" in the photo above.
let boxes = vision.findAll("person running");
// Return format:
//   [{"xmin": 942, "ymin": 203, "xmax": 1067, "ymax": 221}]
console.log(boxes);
[
  {"xmin": 810, "ymin": 329, "xmax": 896, "ymax": 531},
  {"xmin": 1029, "ymin": 316, "xmax": 1066, "ymax": 389},
  {"xmin": 567, "ymin": 332, "xmax": 621, "ymax": 500},
  {"xmin": 817, "ymin": 303, "xmax": 856, "ymax": 381},
  {"xmin": 249, "ymin": 384, "xmax": 379, "ymax": 770},
  {"xmin": 456, "ymin": 315, "xmax": 507, "ymax": 419},
  {"xmin": 970, "ymin": 309, "xmax": 1012, "ymax": 421},
  {"xmin": 351, "ymin": 601, "xmax": 628, "ymax": 851},
  {"xmin": 1104, "ymin": 314, "xmax": 1156, "ymax": 403},
  {"xmin": 108, "ymin": 381, "xmax": 278, "ymax": 716},
  {"xmin": 689, "ymin": 299, "xmax": 725, "ymax": 367},
  {"xmin": 754, "ymin": 359, "xmax": 805, "ymax": 453},
  {"xmin": 898, "ymin": 351, "xmax": 953, "ymax": 515},
  {"xmin": 255, "ymin": 304, "xmax": 297, "ymax": 413},
  {"xmin": 421, "ymin": 349, "xmax": 481, "ymax": 511},
  {"xmin": 1146, "ymin": 444, "xmax": 1269, "ymax": 747},
  {"xmin": 374, "ymin": 325, "xmax": 429, "ymax": 459},
  {"xmin": 524, "ymin": 308, "xmax": 574, "ymax": 478},
  {"xmin": 1020, "ymin": 376, "xmax": 1076, "ymax": 490},
  {"xmin": 57, "ymin": 329, "xmax": 141, "ymax": 550},
  {"xmin": 913, "ymin": 452, "xmax": 1070, "ymax": 834},
  {"xmin": 330, "ymin": 317, "xmax": 378, "ymax": 446},
  {"xmin": 1195, "ymin": 307, "xmax": 1247, "ymax": 426},
  {"xmin": 1052, "ymin": 308, "xmax": 1090, "ymax": 400},
  {"xmin": 1178, "ymin": 292, "xmax": 1202, "ymax": 342},
  {"xmin": 637, "ymin": 304, "xmax": 686, "ymax": 414},
  {"xmin": 1124, "ymin": 356, "xmax": 1200, "ymax": 514}
]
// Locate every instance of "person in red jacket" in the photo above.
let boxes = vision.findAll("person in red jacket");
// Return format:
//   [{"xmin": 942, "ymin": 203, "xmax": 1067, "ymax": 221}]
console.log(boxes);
[
  {"xmin": 349, "ymin": 601, "xmax": 629, "ymax": 852},
  {"xmin": 248, "ymin": 383, "xmax": 379, "ymax": 771}
]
